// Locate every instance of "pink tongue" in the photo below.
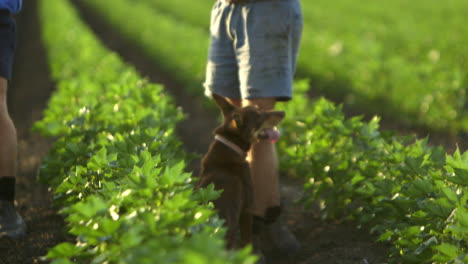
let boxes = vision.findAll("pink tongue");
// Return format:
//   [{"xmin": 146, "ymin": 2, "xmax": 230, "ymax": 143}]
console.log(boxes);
[{"xmin": 265, "ymin": 129, "xmax": 280, "ymax": 143}]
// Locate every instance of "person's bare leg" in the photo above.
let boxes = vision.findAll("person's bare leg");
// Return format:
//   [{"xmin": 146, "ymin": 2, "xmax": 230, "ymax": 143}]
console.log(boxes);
[
  {"xmin": 242, "ymin": 97, "xmax": 300, "ymax": 254},
  {"xmin": 242, "ymin": 98, "xmax": 280, "ymax": 216},
  {"xmin": 0, "ymin": 77, "xmax": 25, "ymax": 239},
  {"xmin": 0, "ymin": 77, "xmax": 17, "ymax": 178}
]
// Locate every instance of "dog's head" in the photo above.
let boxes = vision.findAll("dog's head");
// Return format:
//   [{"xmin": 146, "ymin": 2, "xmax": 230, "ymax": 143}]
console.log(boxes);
[{"xmin": 212, "ymin": 94, "xmax": 285, "ymax": 144}]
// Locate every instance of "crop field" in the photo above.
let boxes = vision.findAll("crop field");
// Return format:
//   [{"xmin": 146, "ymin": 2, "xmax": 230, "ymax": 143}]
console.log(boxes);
[
  {"xmin": 84, "ymin": 0, "xmax": 468, "ymax": 134},
  {"xmin": 2, "ymin": 0, "xmax": 468, "ymax": 263}
]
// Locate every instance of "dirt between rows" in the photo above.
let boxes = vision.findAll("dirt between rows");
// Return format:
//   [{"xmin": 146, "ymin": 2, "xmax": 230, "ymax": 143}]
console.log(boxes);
[{"xmin": 1, "ymin": 0, "xmax": 463, "ymax": 263}]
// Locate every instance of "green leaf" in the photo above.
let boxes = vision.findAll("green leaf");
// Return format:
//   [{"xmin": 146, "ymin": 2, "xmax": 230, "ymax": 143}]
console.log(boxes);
[
  {"xmin": 456, "ymin": 208, "xmax": 468, "ymax": 227},
  {"xmin": 194, "ymin": 184, "xmax": 222, "ymax": 203},
  {"xmin": 423, "ymin": 198, "xmax": 453, "ymax": 218},
  {"xmin": 72, "ymin": 196, "xmax": 107, "ymax": 219},
  {"xmin": 100, "ymin": 218, "xmax": 120, "ymax": 234},
  {"xmin": 411, "ymin": 179, "xmax": 434, "ymax": 196},
  {"xmin": 433, "ymin": 243, "xmax": 459, "ymax": 260},
  {"xmin": 50, "ymin": 259, "xmax": 74, "ymax": 264},
  {"xmin": 47, "ymin": 242, "xmax": 81, "ymax": 258},
  {"xmin": 441, "ymin": 187, "xmax": 459, "ymax": 204},
  {"xmin": 446, "ymin": 149, "xmax": 468, "ymax": 169},
  {"xmin": 160, "ymin": 161, "xmax": 188, "ymax": 186},
  {"xmin": 453, "ymin": 168, "xmax": 468, "ymax": 185},
  {"xmin": 378, "ymin": 230, "xmax": 394, "ymax": 242},
  {"xmin": 414, "ymin": 236, "xmax": 438, "ymax": 255},
  {"xmin": 87, "ymin": 148, "xmax": 108, "ymax": 171},
  {"xmin": 351, "ymin": 174, "xmax": 365, "ymax": 185}
]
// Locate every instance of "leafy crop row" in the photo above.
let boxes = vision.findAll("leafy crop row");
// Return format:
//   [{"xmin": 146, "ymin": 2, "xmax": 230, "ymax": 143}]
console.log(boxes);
[
  {"xmin": 131, "ymin": 0, "xmax": 211, "ymax": 30},
  {"xmin": 119, "ymin": 0, "xmax": 468, "ymax": 134},
  {"xmin": 81, "ymin": 0, "xmax": 209, "ymax": 95},
  {"xmin": 278, "ymin": 81, "xmax": 468, "ymax": 263},
  {"xmin": 35, "ymin": 0, "xmax": 255, "ymax": 263},
  {"xmin": 297, "ymin": 0, "xmax": 468, "ymax": 134},
  {"xmin": 78, "ymin": 0, "xmax": 468, "ymax": 262}
]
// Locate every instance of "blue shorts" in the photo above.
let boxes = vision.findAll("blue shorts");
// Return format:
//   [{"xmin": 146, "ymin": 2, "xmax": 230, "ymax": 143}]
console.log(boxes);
[
  {"xmin": 0, "ymin": 10, "xmax": 16, "ymax": 80},
  {"xmin": 204, "ymin": 0, "xmax": 303, "ymax": 101}
]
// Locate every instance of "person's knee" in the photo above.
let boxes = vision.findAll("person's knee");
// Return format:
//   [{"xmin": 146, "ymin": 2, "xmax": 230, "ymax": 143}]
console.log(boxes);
[
  {"xmin": 242, "ymin": 97, "xmax": 276, "ymax": 110},
  {"xmin": 0, "ymin": 77, "xmax": 8, "ymax": 113},
  {"xmin": 0, "ymin": 76, "xmax": 7, "ymax": 95}
]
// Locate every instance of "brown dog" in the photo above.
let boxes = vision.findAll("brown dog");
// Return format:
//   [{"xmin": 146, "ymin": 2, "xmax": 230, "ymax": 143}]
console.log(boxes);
[{"xmin": 197, "ymin": 94, "xmax": 285, "ymax": 249}]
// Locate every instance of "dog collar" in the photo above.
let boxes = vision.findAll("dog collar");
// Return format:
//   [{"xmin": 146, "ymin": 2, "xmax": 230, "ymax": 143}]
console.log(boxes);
[{"xmin": 214, "ymin": 135, "xmax": 247, "ymax": 158}]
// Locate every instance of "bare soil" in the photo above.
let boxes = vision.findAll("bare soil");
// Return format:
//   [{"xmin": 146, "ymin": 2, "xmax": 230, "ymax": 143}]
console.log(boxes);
[{"xmin": 2, "ymin": 1, "xmax": 464, "ymax": 263}]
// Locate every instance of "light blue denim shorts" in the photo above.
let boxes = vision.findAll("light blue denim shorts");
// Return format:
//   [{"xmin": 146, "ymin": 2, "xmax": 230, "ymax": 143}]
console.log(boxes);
[{"xmin": 204, "ymin": 0, "xmax": 303, "ymax": 101}]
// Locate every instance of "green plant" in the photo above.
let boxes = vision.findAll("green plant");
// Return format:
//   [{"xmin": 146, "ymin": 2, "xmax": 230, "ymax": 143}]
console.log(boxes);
[
  {"xmin": 277, "ymin": 80, "xmax": 468, "ymax": 263},
  {"xmin": 105, "ymin": 0, "xmax": 468, "ymax": 133},
  {"xmin": 54, "ymin": 0, "xmax": 468, "ymax": 262},
  {"xmin": 36, "ymin": 0, "xmax": 255, "ymax": 263}
]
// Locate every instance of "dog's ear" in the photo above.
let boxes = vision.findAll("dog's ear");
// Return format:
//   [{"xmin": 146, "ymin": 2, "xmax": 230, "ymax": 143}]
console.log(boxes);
[
  {"xmin": 212, "ymin": 93, "xmax": 236, "ymax": 117},
  {"xmin": 263, "ymin": 111, "xmax": 285, "ymax": 128}
]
